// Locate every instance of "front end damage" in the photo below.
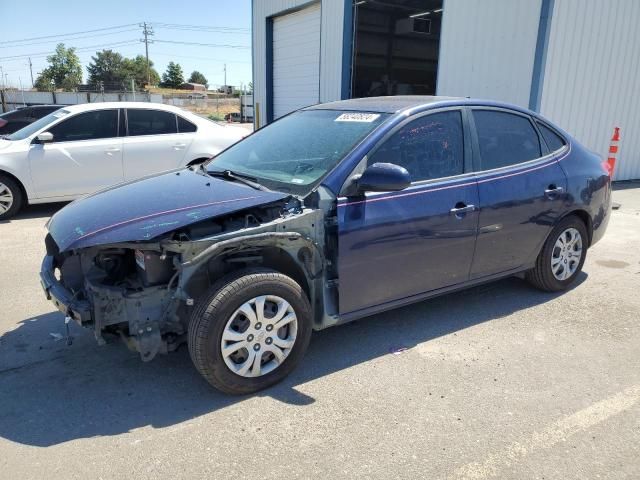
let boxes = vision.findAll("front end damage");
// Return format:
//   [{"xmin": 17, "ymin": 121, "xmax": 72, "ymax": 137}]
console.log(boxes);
[{"xmin": 40, "ymin": 200, "xmax": 328, "ymax": 361}]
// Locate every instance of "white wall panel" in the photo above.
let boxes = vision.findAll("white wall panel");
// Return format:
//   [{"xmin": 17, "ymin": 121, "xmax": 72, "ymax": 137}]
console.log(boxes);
[
  {"xmin": 540, "ymin": 0, "xmax": 640, "ymax": 180},
  {"xmin": 437, "ymin": 0, "xmax": 542, "ymax": 107}
]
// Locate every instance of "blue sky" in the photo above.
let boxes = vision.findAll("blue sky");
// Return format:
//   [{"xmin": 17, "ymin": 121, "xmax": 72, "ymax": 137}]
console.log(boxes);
[{"xmin": 0, "ymin": 0, "xmax": 252, "ymax": 89}]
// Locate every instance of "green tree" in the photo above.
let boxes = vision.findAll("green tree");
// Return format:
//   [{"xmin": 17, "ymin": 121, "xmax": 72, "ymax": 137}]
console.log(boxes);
[
  {"xmin": 122, "ymin": 55, "xmax": 160, "ymax": 88},
  {"xmin": 161, "ymin": 62, "xmax": 184, "ymax": 88},
  {"xmin": 34, "ymin": 43, "xmax": 82, "ymax": 91},
  {"xmin": 247, "ymin": 81, "xmax": 253, "ymax": 93},
  {"xmin": 188, "ymin": 70, "xmax": 208, "ymax": 88},
  {"xmin": 86, "ymin": 49, "xmax": 126, "ymax": 87}
]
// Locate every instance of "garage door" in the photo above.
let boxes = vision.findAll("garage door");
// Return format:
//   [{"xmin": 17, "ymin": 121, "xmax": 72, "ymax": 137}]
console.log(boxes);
[{"xmin": 272, "ymin": 3, "xmax": 321, "ymax": 119}]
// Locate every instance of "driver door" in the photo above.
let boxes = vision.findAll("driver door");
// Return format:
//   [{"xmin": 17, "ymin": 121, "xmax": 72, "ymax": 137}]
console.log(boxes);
[
  {"xmin": 337, "ymin": 109, "xmax": 479, "ymax": 315},
  {"xmin": 29, "ymin": 109, "xmax": 124, "ymax": 199}
]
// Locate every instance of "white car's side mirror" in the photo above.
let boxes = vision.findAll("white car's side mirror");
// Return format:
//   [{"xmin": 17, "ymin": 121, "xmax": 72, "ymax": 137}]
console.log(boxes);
[{"xmin": 34, "ymin": 131, "xmax": 54, "ymax": 144}]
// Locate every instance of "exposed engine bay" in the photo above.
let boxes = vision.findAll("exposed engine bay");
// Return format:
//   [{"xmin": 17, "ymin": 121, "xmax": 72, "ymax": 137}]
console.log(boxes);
[{"xmin": 42, "ymin": 195, "xmax": 337, "ymax": 362}]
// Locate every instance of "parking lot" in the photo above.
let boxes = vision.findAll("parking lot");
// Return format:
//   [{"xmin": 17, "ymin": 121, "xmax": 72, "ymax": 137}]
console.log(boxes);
[{"xmin": 0, "ymin": 184, "xmax": 638, "ymax": 479}]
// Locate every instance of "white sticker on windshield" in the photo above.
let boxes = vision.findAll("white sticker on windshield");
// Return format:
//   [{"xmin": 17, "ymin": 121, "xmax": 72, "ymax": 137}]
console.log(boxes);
[
  {"xmin": 291, "ymin": 178, "xmax": 305, "ymax": 184},
  {"xmin": 335, "ymin": 113, "xmax": 380, "ymax": 123}
]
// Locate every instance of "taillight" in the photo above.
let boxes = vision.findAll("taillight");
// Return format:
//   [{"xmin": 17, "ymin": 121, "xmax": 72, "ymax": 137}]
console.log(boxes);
[
  {"xmin": 0, "ymin": 119, "xmax": 7, "ymax": 128},
  {"xmin": 601, "ymin": 157, "xmax": 616, "ymax": 176}
]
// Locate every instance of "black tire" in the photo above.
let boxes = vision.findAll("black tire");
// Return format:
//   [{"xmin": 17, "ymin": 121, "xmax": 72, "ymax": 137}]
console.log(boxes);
[
  {"xmin": 526, "ymin": 215, "xmax": 588, "ymax": 292},
  {"xmin": 0, "ymin": 174, "xmax": 24, "ymax": 220},
  {"xmin": 188, "ymin": 268, "xmax": 312, "ymax": 394}
]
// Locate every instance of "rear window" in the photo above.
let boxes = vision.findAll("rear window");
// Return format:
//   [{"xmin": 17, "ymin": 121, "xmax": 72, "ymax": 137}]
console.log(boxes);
[
  {"xmin": 177, "ymin": 115, "xmax": 197, "ymax": 133},
  {"xmin": 473, "ymin": 110, "xmax": 541, "ymax": 170},
  {"xmin": 536, "ymin": 121, "xmax": 566, "ymax": 152},
  {"xmin": 127, "ymin": 109, "xmax": 177, "ymax": 136}
]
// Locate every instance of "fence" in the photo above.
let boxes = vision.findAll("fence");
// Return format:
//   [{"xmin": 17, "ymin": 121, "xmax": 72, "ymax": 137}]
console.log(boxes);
[{"xmin": 0, "ymin": 90, "xmax": 163, "ymax": 113}]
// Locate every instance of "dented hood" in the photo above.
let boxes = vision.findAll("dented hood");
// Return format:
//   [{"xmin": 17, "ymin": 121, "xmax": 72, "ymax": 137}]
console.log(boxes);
[{"xmin": 47, "ymin": 168, "xmax": 289, "ymax": 252}]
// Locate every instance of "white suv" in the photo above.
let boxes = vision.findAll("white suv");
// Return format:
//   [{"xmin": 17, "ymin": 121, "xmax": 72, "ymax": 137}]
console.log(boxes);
[{"xmin": 0, "ymin": 102, "xmax": 247, "ymax": 219}]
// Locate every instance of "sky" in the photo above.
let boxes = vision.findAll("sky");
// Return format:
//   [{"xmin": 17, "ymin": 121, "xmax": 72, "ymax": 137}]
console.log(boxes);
[{"xmin": 0, "ymin": 0, "xmax": 252, "ymax": 90}]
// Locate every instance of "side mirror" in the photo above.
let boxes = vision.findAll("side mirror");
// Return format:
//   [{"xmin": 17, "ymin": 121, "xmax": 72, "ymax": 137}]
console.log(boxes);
[
  {"xmin": 353, "ymin": 162, "xmax": 411, "ymax": 194},
  {"xmin": 34, "ymin": 131, "xmax": 54, "ymax": 144}
]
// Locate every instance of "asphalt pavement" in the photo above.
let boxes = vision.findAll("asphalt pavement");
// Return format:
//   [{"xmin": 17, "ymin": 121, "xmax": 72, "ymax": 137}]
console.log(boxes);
[{"xmin": 0, "ymin": 185, "xmax": 639, "ymax": 480}]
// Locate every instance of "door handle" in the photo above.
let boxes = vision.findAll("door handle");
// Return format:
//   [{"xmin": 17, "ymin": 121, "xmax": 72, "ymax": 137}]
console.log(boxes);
[
  {"xmin": 544, "ymin": 185, "xmax": 564, "ymax": 198},
  {"xmin": 450, "ymin": 203, "xmax": 476, "ymax": 216},
  {"xmin": 173, "ymin": 143, "xmax": 187, "ymax": 150},
  {"xmin": 104, "ymin": 147, "xmax": 121, "ymax": 156}
]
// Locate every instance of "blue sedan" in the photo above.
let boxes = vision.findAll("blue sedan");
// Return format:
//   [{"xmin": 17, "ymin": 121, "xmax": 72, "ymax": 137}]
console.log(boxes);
[{"xmin": 41, "ymin": 96, "xmax": 612, "ymax": 393}]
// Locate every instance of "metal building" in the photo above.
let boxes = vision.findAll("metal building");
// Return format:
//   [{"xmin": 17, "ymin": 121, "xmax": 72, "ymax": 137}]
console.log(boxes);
[{"xmin": 252, "ymin": 0, "xmax": 640, "ymax": 180}]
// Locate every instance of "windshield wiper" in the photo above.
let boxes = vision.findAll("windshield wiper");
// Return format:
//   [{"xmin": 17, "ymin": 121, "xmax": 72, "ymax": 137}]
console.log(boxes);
[{"xmin": 207, "ymin": 169, "xmax": 269, "ymax": 191}]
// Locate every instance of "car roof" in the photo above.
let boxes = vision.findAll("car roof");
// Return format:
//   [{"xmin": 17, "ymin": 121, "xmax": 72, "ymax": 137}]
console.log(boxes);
[
  {"xmin": 305, "ymin": 95, "xmax": 536, "ymax": 116},
  {"xmin": 56, "ymin": 102, "xmax": 187, "ymax": 114}
]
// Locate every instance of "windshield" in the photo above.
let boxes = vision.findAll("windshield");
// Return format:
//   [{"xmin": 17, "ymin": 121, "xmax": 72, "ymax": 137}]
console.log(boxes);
[
  {"xmin": 6, "ymin": 109, "xmax": 70, "ymax": 141},
  {"xmin": 207, "ymin": 109, "xmax": 388, "ymax": 194}
]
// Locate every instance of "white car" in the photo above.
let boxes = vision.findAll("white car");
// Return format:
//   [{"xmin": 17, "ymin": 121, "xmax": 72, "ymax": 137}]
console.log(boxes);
[{"xmin": 0, "ymin": 102, "xmax": 248, "ymax": 219}]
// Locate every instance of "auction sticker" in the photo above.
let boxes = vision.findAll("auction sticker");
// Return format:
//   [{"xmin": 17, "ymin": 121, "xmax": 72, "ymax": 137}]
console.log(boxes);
[{"xmin": 335, "ymin": 113, "xmax": 380, "ymax": 123}]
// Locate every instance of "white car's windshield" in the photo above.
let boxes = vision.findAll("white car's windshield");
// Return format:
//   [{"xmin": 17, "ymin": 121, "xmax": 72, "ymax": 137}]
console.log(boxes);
[
  {"xmin": 5, "ymin": 109, "xmax": 70, "ymax": 141},
  {"xmin": 207, "ymin": 109, "xmax": 387, "ymax": 195}
]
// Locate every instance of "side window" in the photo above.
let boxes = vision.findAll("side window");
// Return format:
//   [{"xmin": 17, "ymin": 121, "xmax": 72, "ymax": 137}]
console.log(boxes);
[
  {"xmin": 177, "ymin": 115, "xmax": 197, "ymax": 133},
  {"xmin": 48, "ymin": 109, "xmax": 118, "ymax": 142},
  {"xmin": 368, "ymin": 111, "xmax": 464, "ymax": 182},
  {"xmin": 127, "ymin": 109, "xmax": 177, "ymax": 136},
  {"xmin": 472, "ymin": 110, "xmax": 541, "ymax": 170},
  {"xmin": 536, "ymin": 121, "xmax": 566, "ymax": 152}
]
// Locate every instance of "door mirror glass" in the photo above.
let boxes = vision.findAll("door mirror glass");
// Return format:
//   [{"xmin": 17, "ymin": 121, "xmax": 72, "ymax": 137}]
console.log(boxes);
[
  {"xmin": 34, "ymin": 131, "xmax": 54, "ymax": 144},
  {"xmin": 355, "ymin": 162, "xmax": 411, "ymax": 193}
]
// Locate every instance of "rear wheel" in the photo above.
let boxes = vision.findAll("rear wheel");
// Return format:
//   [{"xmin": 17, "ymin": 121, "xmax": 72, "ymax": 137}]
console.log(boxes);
[
  {"xmin": 526, "ymin": 216, "xmax": 588, "ymax": 291},
  {"xmin": 0, "ymin": 174, "xmax": 24, "ymax": 220},
  {"xmin": 188, "ymin": 269, "xmax": 312, "ymax": 394}
]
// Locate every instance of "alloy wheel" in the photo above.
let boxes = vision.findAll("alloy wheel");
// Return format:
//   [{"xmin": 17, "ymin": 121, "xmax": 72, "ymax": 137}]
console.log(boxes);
[
  {"xmin": 0, "ymin": 182, "xmax": 14, "ymax": 215},
  {"xmin": 220, "ymin": 295, "xmax": 298, "ymax": 378},
  {"xmin": 551, "ymin": 227, "xmax": 583, "ymax": 281}
]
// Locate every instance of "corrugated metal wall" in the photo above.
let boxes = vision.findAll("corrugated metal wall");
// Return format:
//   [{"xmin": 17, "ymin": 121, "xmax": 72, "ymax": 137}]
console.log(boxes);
[
  {"xmin": 540, "ymin": 0, "xmax": 640, "ymax": 181},
  {"xmin": 436, "ymin": 0, "xmax": 542, "ymax": 107},
  {"xmin": 252, "ymin": 0, "xmax": 346, "ymax": 127}
]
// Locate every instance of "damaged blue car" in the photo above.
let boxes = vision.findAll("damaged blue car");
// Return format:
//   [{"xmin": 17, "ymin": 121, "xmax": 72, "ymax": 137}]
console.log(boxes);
[{"xmin": 40, "ymin": 96, "xmax": 612, "ymax": 394}]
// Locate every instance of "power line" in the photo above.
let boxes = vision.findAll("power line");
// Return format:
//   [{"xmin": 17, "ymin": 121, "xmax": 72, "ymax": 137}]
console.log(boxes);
[
  {"xmin": 151, "ymin": 23, "xmax": 249, "ymax": 33},
  {"xmin": 0, "ymin": 24, "xmax": 139, "ymax": 46},
  {"xmin": 153, "ymin": 39, "xmax": 250, "ymax": 49},
  {"xmin": 0, "ymin": 40, "xmax": 140, "ymax": 61},
  {"xmin": 1, "ymin": 28, "xmax": 140, "ymax": 49}
]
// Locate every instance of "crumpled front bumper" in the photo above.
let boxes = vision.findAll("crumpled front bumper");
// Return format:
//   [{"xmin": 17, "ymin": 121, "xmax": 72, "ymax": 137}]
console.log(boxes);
[{"xmin": 40, "ymin": 255, "xmax": 92, "ymax": 325}]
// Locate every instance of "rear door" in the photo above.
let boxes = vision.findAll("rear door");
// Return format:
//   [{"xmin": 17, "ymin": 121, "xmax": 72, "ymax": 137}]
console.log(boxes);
[
  {"xmin": 469, "ymin": 108, "xmax": 568, "ymax": 278},
  {"xmin": 121, "ymin": 108, "xmax": 194, "ymax": 180},
  {"xmin": 337, "ymin": 109, "xmax": 479, "ymax": 315},
  {"xmin": 28, "ymin": 109, "xmax": 123, "ymax": 198}
]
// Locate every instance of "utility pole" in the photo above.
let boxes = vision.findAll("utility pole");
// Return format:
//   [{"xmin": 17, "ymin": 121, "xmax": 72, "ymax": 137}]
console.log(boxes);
[
  {"xmin": 224, "ymin": 64, "xmax": 227, "ymax": 87},
  {"xmin": 28, "ymin": 58, "xmax": 34, "ymax": 88},
  {"xmin": 140, "ymin": 22, "xmax": 154, "ymax": 87}
]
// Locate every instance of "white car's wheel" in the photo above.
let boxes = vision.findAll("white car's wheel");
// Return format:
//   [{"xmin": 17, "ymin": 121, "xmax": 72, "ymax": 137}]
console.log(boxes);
[{"xmin": 0, "ymin": 175, "xmax": 24, "ymax": 220}]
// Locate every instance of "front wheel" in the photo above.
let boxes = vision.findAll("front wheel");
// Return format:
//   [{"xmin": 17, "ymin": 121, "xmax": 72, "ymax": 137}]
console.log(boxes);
[
  {"xmin": 188, "ymin": 269, "xmax": 312, "ymax": 394},
  {"xmin": 0, "ymin": 174, "xmax": 24, "ymax": 220},
  {"xmin": 526, "ymin": 216, "xmax": 588, "ymax": 291}
]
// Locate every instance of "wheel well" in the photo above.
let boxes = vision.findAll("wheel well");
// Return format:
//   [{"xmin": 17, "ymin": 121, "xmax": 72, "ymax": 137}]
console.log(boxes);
[
  {"xmin": 566, "ymin": 210, "xmax": 593, "ymax": 246},
  {"xmin": 0, "ymin": 169, "xmax": 28, "ymax": 205},
  {"xmin": 185, "ymin": 246, "xmax": 311, "ymax": 301},
  {"xmin": 186, "ymin": 157, "xmax": 211, "ymax": 167}
]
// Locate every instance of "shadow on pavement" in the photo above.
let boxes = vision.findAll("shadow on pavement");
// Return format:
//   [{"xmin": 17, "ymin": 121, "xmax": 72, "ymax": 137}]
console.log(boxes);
[
  {"xmin": 0, "ymin": 202, "xmax": 68, "ymax": 223},
  {"xmin": 0, "ymin": 273, "xmax": 586, "ymax": 447}
]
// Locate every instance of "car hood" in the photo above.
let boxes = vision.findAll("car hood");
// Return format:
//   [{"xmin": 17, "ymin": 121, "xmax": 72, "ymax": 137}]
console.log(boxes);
[{"xmin": 47, "ymin": 168, "xmax": 290, "ymax": 252}]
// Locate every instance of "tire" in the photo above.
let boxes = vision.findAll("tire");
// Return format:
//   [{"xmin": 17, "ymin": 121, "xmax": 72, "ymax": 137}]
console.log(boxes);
[
  {"xmin": 188, "ymin": 268, "xmax": 312, "ymax": 394},
  {"xmin": 0, "ymin": 174, "xmax": 24, "ymax": 221},
  {"xmin": 526, "ymin": 215, "xmax": 588, "ymax": 292}
]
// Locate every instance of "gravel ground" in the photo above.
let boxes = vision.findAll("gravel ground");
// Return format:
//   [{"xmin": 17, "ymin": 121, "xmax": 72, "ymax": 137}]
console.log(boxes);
[{"xmin": 0, "ymin": 184, "xmax": 639, "ymax": 480}]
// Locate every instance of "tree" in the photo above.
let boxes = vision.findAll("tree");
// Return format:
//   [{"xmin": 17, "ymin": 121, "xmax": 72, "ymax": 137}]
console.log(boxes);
[
  {"xmin": 247, "ymin": 81, "xmax": 253, "ymax": 93},
  {"xmin": 86, "ymin": 50, "xmax": 126, "ymax": 87},
  {"xmin": 161, "ymin": 62, "xmax": 184, "ymax": 88},
  {"xmin": 122, "ymin": 55, "xmax": 160, "ymax": 88},
  {"xmin": 188, "ymin": 70, "xmax": 208, "ymax": 88},
  {"xmin": 34, "ymin": 43, "xmax": 82, "ymax": 91}
]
